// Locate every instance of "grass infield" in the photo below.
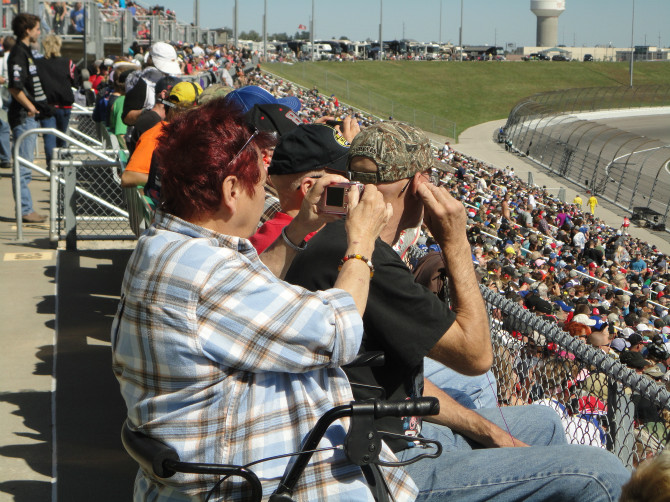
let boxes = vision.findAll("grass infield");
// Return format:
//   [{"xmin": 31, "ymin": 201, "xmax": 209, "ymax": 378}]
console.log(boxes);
[{"xmin": 262, "ymin": 60, "xmax": 670, "ymax": 137}]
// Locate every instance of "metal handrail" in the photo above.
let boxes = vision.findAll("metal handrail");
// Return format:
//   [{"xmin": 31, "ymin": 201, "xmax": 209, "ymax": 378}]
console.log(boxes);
[
  {"xmin": 67, "ymin": 127, "xmax": 104, "ymax": 147},
  {"xmin": 14, "ymin": 127, "xmax": 118, "ymax": 241}
]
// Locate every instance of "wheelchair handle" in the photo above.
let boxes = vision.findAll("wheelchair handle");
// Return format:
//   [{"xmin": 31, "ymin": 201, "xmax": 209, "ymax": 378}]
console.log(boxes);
[
  {"xmin": 370, "ymin": 397, "xmax": 440, "ymax": 418},
  {"xmin": 271, "ymin": 397, "xmax": 440, "ymax": 500}
]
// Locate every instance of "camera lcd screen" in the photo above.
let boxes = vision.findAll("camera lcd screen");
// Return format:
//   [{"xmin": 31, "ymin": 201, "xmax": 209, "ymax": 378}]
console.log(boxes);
[{"xmin": 325, "ymin": 187, "xmax": 345, "ymax": 207}]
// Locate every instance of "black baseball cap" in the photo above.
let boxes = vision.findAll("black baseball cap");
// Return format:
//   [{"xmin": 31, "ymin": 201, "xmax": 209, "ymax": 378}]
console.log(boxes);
[
  {"xmin": 155, "ymin": 75, "xmax": 182, "ymax": 97},
  {"xmin": 619, "ymin": 350, "xmax": 648, "ymax": 369},
  {"xmin": 268, "ymin": 124, "xmax": 350, "ymax": 176},
  {"xmin": 244, "ymin": 103, "xmax": 302, "ymax": 137}
]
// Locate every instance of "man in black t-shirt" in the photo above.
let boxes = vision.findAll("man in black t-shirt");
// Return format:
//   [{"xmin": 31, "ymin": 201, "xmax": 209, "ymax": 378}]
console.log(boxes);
[
  {"xmin": 8, "ymin": 14, "xmax": 49, "ymax": 223},
  {"xmin": 286, "ymin": 122, "xmax": 629, "ymax": 501},
  {"xmin": 286, "ymin": 122, "xmax": 523, "ymax": 450}
]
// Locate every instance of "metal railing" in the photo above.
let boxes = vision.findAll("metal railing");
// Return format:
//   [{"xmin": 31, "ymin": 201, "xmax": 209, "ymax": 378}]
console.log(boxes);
[
  {"xmin": 13, "ymin": 126, "xmax": 118, "ymax": 240},
  {"xmin": 483, "ymin": 284, "xmax": 669, "ymax": 468},
  {"xmin": 503, "ymin": 85, "xmax": 670, "ymax": 229},
  {"xmin": 16, "ymin": 1, "xmax": 218, "ymax": 60}
]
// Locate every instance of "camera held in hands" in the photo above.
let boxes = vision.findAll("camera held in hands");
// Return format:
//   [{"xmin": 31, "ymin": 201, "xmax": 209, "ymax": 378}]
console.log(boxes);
[{"xmin": 319, "ymin": 182, "xmax": 364, "ymax": 215}]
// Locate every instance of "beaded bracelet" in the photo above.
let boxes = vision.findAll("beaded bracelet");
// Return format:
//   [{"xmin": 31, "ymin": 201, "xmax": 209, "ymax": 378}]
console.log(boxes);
[
  {"xmin": 281, "ymin": 226, "xmax": 307, "ymax": 252},
  {"xmin": 338, "ymin": 254, "xmax": 374, "ymax": 278}
]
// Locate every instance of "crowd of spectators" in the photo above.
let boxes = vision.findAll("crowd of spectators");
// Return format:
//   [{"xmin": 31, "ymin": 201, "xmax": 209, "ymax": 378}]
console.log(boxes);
[
  {"xmin": 44, "ymin": 30, "xmax": 667, "ymax": 497},
  {"xmin": 92, "ymin": 38, "xmax": 670, "ymax": 399},
  {"xmin": 397, "ymin": 147, "xmax": 670, "ymax": 453},
  {"xmin": 40, "ymin": 1, "xmax": 178, "ymax": 39},
  {"xmin": 47, "ymin": 28, "xmax": 670, "ymax": 401}
]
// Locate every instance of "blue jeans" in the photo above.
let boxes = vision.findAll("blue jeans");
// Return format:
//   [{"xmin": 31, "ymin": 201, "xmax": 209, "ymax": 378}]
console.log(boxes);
[
  {"xmin": 0, "ymin": 117, "xmax": 11, "ymax": 163},
  {"xmin": 424, "ymin": 358, "xmax": 498, "ymax": 409},
  {"xmin": 41, "ymin": 108, "xmax": 71, "ymax": 166},
  {"xmin": 12, "ymin": 117, "xmax": 38, "ymax": 216},
  {"xmin": 397, "ymin": 405, "xmax": 629, "ymax": 502}
]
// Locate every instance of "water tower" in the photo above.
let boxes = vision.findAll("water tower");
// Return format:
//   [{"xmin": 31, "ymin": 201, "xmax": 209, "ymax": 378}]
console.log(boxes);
[{"xmin": 530, "ymin": 0, "xmax": 566, "ymax": 47}]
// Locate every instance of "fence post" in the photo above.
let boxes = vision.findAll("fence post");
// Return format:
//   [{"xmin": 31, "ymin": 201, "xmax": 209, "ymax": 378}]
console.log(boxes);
[
  {"xmin": 527, "ymin": 172, "xmax": 534, "ymax": 187},
  {"xmin": 608, "ymin": 378, "xmax": 636, "ymax": 469},
  {"xmin": 558, "ymin": 187, "xmax": 566, "ymax": 202},
  {"xmin": 64, "ymin": 164, "xmax": 77, "ymax": 251}
]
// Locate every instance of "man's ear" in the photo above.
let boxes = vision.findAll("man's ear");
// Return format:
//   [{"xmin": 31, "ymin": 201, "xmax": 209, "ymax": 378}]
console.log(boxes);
[
  {"xmin": 221, "ymin": 175, "xmax": 240, "ymax": 214},
  {"xmin": 299, "ymin": 175, "xmax": 318, "ymax": 197},
  {"xmin": 409, "ymin": 171, "xmax": 425, "ymax": 196}
]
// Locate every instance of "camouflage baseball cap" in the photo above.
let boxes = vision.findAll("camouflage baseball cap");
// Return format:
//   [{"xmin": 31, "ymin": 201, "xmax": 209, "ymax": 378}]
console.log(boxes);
[{"xmin": 347, "ymin": 121, "xmax": 434, "ymax": 183}]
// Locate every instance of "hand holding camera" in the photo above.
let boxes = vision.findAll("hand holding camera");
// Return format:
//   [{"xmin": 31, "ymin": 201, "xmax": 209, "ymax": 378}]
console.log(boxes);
[
  {"xmin": 344, "ymin": 184, "xmax": 392, "ymax": 255},
  {"xmin": 292, "ymin": 174, "xmax": 350, "ymax": 236},
  {"xmin": 318, "ymin": 182, "xmax": 364, "ymax": 215}
]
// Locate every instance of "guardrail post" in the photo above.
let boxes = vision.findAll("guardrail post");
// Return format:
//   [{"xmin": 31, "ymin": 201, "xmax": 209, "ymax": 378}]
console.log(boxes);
[
  {"xmin": 608, "ymin": 378, "xmax": 636, "ymax": 469},
  {"xmin": 64, "ymin": 164, "xmax": 77, "ymax": 251}
]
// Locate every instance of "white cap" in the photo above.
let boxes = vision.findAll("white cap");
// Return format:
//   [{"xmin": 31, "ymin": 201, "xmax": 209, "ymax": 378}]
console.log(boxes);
[
  {"xmin": 636, "ymin": 323, "xmax": 652, "ymax": 332},
  {"xmin": 572, "ymin": 314, "xmax": 596, "ymax": 326},
  {"xmin": 150, "ymin": 41, "xmax": 182, "ymax": 75}
]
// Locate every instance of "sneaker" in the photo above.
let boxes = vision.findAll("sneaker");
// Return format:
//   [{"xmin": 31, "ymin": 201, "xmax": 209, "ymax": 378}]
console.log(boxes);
[{"xmin": 23, "ymin": 211, "xmax": 47, "ymax": 223}]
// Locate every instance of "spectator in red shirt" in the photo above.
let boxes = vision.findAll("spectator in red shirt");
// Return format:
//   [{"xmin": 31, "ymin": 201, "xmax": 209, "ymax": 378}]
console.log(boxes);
[{"xmin": 251, "ymin": 120, "xmax": 358, "ymax": 253}]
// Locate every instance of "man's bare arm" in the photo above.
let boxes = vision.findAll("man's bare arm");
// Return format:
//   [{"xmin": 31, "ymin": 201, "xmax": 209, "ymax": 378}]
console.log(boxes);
[
  {"xmin": 418, "ymin": 182, "xmax": 493, "ymax": 375},
  {"xmin": 423, "ymin": 379, "xmax": 528, "ymax": 448},
  {"xmin": 120, "ymin": 169, "xmax": 148, "ymax": 188},
  {"xmin": 123, "ymin": 109, "xmax": 142, "ymax": 126}
]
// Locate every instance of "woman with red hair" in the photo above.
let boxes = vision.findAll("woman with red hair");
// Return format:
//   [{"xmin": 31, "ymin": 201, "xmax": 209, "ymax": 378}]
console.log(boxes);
[{"xmin": 111, "ymin": 98, "xmax": 418, "ymax": 501}]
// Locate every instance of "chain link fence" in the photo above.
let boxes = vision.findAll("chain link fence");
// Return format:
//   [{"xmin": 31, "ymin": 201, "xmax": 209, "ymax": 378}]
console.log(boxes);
[
  {"xmin": 482, "ymin": 286, "xmax": 669, "ymax": 469},
  {"xmin": 264, "ymin": 62, "xmax": 458, "ymax": 140},
  {"xmin": 503, "ymin": 85, "xmax": 670, "ymax": 229},
  {"xmin": 49, "ymin": 71, "xmax": 222, "ymax": 248},
  {"xmin": 47, "ymin": 109, "xmax": 133, "ymax": 246},
  {"xmin": 55, "ymin": 155, "xmax": 130, "ymax": 242}
]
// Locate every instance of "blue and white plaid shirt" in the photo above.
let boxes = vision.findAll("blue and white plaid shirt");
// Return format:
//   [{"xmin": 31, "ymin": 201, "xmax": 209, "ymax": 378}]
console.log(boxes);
[{"xmin": 112, "ymin": 211, "xmax": 417, "ymax": 501}]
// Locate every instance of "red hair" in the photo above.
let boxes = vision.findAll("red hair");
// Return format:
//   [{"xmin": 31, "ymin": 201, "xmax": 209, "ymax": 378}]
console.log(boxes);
[
  {"xmin": 564, "ymin": 321, "xmax": 591, "ymax": 338},
  {"xmin": 156, "ymin": 98, "xmax": 274, "ymax": 220}
]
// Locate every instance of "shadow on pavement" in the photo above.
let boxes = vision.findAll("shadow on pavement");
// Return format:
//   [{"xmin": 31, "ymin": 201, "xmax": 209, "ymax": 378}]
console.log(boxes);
[
  {"xmin": 0, "ymin": 390, "xmax": 52, "ymax": 502},
  {"xmin": 55, "ymin": 249, "xmax": 136, "ymax": 501},
  {"xmin": 1, "ymin": 248, "xmax": 137, "ymax": 501}
]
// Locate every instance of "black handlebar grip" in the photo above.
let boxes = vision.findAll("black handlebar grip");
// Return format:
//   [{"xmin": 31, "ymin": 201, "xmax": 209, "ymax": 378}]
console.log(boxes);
[{"xmin": 373, "ymin": 397, "xmax": 440, "ymax": 418}]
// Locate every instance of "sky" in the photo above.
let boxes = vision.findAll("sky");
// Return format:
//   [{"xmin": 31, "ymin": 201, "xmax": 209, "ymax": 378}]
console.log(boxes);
[{"xmin": 155, "ymin": 0, "xmax": 669, "ymax": 49}]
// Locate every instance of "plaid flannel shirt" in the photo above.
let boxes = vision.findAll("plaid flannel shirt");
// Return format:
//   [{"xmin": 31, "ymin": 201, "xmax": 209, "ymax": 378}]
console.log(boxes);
[{"xmin": 112, "ymin": 211, "xmax": 417, "ymax": 502}]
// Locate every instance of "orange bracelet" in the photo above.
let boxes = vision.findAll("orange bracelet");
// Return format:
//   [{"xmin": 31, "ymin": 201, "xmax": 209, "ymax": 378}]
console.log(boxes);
[{"xmin": 338, "ymin": 254, "xmax": 374, "ymax": 278}]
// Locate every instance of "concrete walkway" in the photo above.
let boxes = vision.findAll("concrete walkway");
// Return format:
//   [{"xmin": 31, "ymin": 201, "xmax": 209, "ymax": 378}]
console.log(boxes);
[{"xmin": 0, "ymin": 166, "xmax": 136, "ymax": 501}]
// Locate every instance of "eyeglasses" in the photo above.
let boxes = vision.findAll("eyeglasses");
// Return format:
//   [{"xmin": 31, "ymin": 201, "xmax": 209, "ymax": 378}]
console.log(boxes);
[
  {"xmin": 399, "ymin": 177, "xmax": 412, "ymax": 195},
  {"xmin": 228, "ymin": 128, "xmax": 259, "ymax": 168},
  {"xmin": 399, "ymin": 168, "xmax": 441, "ymax": 195}
]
